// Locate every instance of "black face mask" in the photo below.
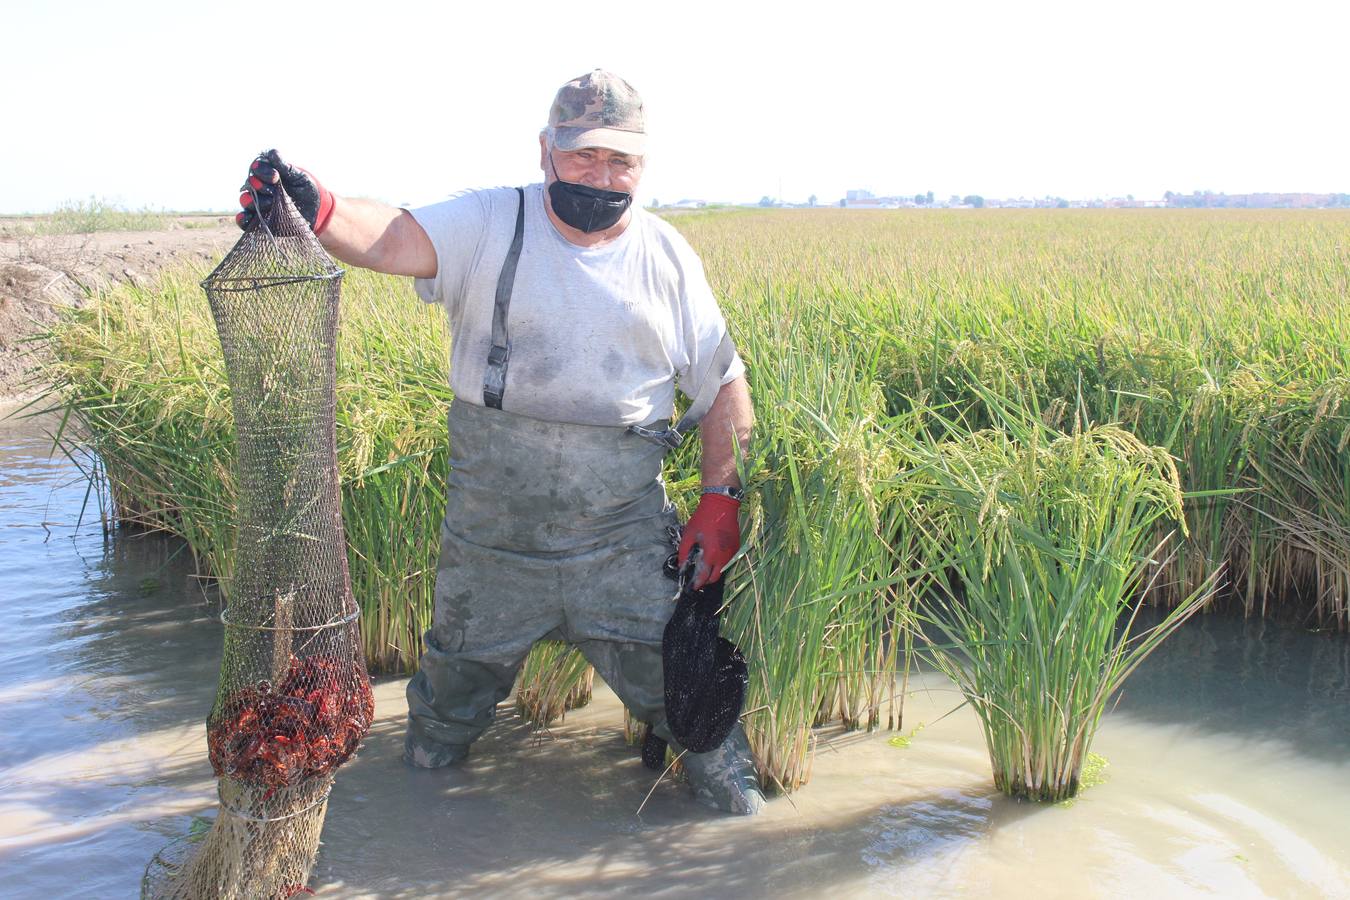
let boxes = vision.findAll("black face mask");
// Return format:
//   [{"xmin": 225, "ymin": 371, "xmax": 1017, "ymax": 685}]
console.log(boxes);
[{"xmin": 546, "ymin": 153, "xmax": 633, "ymax": 233}]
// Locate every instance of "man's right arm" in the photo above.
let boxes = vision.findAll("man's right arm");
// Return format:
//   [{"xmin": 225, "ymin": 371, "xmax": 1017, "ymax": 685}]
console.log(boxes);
[
  {"xmin": 238, "ymin": 150, "xmax": 437, "ymax": 280},
  {"xmin": 318, "ymin": 198, "xmax": 437, "ymax": 279}
]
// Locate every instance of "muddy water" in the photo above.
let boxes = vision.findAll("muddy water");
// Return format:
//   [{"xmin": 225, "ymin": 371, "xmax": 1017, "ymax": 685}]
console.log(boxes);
[{"xmin": 2, "ymin": 411, "xmax": 1348, "ymax": 899}]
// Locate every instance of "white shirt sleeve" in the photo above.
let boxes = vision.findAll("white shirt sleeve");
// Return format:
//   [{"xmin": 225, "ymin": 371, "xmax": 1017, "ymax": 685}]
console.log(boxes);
[
  {"xmin": 671, "ymin": 233, "xmax": 745, "ymax": 402},
  {"xmin": 406, "ymin": 191, "xmax": 491, "ymax": 312}
]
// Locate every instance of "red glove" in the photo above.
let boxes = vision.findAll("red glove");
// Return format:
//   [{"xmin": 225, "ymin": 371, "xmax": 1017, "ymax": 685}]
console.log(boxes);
[
  {"xmin": 236, "ymin": 149, "xmax": 335, "ymax": 234},
  {"xmin": 678, "ymin": 492, "xmax": 741, "ymax": 588}
]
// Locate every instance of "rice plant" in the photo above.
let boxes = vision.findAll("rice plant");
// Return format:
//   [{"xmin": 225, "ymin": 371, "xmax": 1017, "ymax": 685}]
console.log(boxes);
[
  {"xmin": 720, "ymin": 288, "xmax": 919, "ymax": 791},
  {"xmin": 41, "ymin": 207, "xmax": 1350, "ymax": 792},
  {"xmin": 903, "ymin": 412, "xmax": 1218, "ymax": 802},
  {"xmin": 1247, "ymin": 379, "xmax": 1350, "ymax": 628},
  {"xmin": 514, "ymin": 642, "xmax": 596, "ymax": 725}
]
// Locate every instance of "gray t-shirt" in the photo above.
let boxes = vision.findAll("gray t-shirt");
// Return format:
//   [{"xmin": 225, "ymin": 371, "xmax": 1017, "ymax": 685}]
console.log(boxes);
[{"xmin": 410, "ymin": 183, "xmax": 743, "ymax": 428}]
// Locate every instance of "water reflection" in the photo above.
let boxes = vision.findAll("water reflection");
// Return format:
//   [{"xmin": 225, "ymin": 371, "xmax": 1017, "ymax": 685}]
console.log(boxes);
[
  {"xmin": 1113, "ymin": 608, "xmax": 1350, "ymax": 761},
  {"xmin": 0, "ymin": 425, "xmax": 221, "ymax": 768},
  {"xmin": 0, "ymin": 416, "xmax": 222, "ymax": 895},
  {"xmin": 860, "ymin": 788, "xmax": 1012, "ymax": 897}
]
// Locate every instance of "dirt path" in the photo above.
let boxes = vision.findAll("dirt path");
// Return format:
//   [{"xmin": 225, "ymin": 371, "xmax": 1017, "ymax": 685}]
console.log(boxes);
[{"xmin": 0, "ymin": 217, "xmax": 239, "ymax": 404}]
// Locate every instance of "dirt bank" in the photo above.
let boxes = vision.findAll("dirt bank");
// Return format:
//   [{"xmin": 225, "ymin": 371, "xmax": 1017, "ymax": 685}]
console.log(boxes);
[{"xmin": 0, "ymin": 217, "xmax": 238, "ymax": 404}]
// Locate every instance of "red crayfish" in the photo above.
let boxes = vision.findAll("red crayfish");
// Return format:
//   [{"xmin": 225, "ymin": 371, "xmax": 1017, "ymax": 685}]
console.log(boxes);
[{"xmin": 207, "ymin": 654, "xmax": 374, "ymax": 790}]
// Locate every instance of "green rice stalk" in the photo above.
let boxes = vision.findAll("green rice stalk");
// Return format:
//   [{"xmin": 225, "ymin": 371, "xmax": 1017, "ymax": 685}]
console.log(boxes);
[
  {"xmin": 514, "ymin": 642, "xmax": 595, "ymax": 726},
  {"xmin": 905, "ymin": 413, "xmax": 1218, "ymax": 802}
]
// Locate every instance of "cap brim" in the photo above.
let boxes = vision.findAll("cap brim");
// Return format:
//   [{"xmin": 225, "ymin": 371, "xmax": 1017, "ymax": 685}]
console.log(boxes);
[{"xmin": 552, "ymin": 125, "xmax": 647, "ymax": 156}]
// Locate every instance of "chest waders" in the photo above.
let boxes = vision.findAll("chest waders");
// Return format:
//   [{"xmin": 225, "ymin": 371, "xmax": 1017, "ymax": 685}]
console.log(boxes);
[{"xmin": 404, "ymin": 191, "xmax": 761, "ymax": 814}]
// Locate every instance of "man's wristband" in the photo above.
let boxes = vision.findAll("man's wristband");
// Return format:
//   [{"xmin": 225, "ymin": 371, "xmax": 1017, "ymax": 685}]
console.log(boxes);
[{"xmin": 702, "ymin": 485, "xmax": 743, "ymax": 502}]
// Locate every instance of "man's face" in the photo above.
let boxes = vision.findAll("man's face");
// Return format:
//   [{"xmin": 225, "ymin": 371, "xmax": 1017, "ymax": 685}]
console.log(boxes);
[{"xmin": 539, "ymin": 136, "xmax": 644, "ymax": 194}]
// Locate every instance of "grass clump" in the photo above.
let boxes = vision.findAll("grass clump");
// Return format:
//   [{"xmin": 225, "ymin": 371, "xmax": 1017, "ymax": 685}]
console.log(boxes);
[
  {"xmin": 719, "ymin": 289, "xmax": 919, "ymax": 792},
  {"xmin": 28, "ymin": 196, "xmax": 172, "ymax": 234},
  {"xmin": 514, "ymin": 641, "xmax": 595, "ymax": 725},
  {"xmin": 906, "ymin": 414, "xmax": 1217, "ymax": 802}
]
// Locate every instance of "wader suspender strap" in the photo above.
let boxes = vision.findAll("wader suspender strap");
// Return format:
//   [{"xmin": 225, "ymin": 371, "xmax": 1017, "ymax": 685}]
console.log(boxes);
[
  {"xmin": 482, "ymin": 187, "xmax": 526, "ymax": 410},
  {"xmin": 628, "ymin": 331, "xmax": 739, "ymax": 450},
  {"xmin": 480, "ymin": 187, "xmax": 735, "ymax": 442}
]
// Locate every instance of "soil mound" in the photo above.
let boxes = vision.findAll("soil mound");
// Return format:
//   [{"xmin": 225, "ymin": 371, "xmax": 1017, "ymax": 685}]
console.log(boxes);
[{"xmin": 0, "ymin": 219, "xmax": 237, "ymax": 403}]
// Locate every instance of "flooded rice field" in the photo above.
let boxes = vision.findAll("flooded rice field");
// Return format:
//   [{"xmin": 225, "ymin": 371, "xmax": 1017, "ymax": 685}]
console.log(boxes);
[{"xmin": 2, "ymin": 410, "xmax": 1348, "ymax": 899}]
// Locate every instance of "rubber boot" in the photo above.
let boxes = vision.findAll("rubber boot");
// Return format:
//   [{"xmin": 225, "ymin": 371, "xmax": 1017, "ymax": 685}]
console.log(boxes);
[
  {"xmin": 403, "ymin": 727, "xmax": 470, "ymax": 769},
  {"xmin": 681, "ymin": 724, "xmax": 766, "ymax": 816}
]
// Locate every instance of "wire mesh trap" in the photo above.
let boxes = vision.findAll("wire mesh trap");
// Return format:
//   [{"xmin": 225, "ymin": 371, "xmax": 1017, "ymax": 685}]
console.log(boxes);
[{"xmin": 145, "ymin": 188, "xmax": 372, "ymax": 899}]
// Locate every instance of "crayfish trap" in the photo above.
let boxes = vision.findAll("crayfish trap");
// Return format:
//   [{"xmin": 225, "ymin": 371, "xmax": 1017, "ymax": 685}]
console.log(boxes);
[{"xmin": 144, "ymin": 188, "xmax": 372, "ymax": 899}]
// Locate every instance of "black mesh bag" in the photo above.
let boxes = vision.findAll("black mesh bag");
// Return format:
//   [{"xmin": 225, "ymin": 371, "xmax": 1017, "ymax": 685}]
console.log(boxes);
[{"xmin": 658, "ymin": 553, "xmax": 748, "ymax": 755}]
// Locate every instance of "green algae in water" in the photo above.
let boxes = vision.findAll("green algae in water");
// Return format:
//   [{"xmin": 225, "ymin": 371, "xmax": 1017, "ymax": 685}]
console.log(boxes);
[
  {"xmin": 887, "ymin": 722, "xmax": 926, "ymax": 749},
  {"xmin": 1055, "ymin": 753, "xmax": 1110, "ymax": 808}
]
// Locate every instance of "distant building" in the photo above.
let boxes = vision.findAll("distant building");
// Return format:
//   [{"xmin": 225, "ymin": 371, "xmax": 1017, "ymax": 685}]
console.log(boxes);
[
  {"xmin": 1164, "ymin": 191, "xmax": 1350, "ymax": 209},
  {"xmin": 845, "ymin": 189, "xmax": 875, "ymax": 202}
]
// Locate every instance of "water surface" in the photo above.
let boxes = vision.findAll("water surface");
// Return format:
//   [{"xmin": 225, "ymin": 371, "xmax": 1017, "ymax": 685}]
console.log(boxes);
[{"xmin": 1, "ymin": 412, "xmax": 1347, "ymax": 898}]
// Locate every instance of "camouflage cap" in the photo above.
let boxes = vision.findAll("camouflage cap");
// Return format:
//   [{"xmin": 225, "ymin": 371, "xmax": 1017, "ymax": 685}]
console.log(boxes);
[{"xmin": 547, "ymin": 69, "xmax": 646, "ymax": 156}]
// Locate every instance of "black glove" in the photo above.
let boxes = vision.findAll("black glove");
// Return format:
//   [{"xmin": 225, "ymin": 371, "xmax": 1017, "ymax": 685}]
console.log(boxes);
[{"xmin": 236, "ymin": 149, "xmax": 335, "ymax": 234}]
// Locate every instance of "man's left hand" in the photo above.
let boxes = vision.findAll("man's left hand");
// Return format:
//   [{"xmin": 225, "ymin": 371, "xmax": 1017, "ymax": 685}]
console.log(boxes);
[{"xmin": 678, "ymin": 492, "xmax": 741, "ymax": 588}]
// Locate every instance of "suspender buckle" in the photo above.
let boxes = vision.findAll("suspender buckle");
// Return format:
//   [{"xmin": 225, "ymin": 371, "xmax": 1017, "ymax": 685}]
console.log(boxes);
[
  {"xmin": 627, "ymin": 423, "xmax": 685, "ymax": 450},
  {"xmin": 483, "ymin": 344, "xmax": 510, "ymax": 410}
]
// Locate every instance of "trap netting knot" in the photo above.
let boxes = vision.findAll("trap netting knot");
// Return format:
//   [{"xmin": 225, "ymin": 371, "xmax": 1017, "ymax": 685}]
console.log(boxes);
[{"xmin": 146, "ymin": 187, "xmax": 372, "ymax": 899}]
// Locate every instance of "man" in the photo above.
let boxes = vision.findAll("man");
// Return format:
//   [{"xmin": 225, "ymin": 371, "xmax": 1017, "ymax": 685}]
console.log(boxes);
[{"xmin": 236, "ymin": 70, "xmax": 763, "ymax": 814}]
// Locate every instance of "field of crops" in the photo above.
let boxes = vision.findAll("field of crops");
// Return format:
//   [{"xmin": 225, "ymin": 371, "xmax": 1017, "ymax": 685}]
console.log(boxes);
[{"xmin": 45, "ymin": 208, "xmax": 1350, "ymax": 799}]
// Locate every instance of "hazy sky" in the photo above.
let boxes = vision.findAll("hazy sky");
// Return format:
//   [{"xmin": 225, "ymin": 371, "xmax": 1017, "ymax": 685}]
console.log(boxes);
[{"xmin": 4, "ymin": 0, "xmax": 1346, "ymax": 213}]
